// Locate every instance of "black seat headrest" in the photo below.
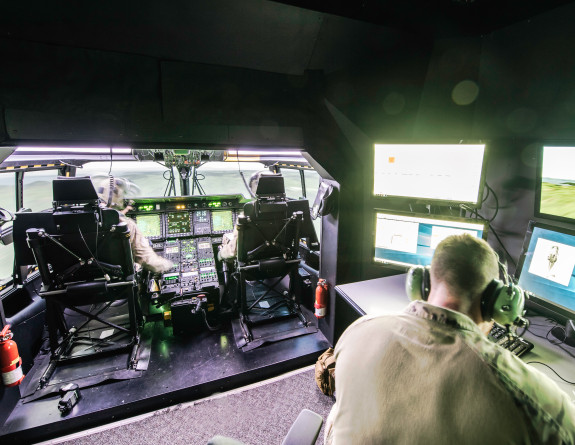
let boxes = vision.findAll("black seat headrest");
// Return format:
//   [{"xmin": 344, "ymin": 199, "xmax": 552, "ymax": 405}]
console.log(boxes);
[
  {"xmin": 255, "ymin": 174, "xmax": 285, "ymax": 198},
  {"xmin": 53, "ymin": 176, "xmax": 99, "ymax": 204}
]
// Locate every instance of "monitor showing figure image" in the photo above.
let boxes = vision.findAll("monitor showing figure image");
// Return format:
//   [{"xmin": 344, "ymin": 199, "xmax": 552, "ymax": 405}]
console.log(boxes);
[
  {"xmin": 373, "ymin": 210, "xmax": 488, "ymax": 270},
  {"xmin": 535, "ymin": 145, "xmax": 575, "ymax": 222},
  {"xmin": 373, "ymin": 143, "xmax": 486, "ymax": 207},
  {"xmin": 516, "ymin": 221, "xmax": 575, "ymax": 321}
]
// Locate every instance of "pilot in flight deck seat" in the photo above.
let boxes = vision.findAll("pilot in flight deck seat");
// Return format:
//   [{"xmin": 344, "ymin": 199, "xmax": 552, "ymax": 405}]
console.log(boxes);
[
  {"xmin": 20, "ymin": 177, "xmax": 143, "ymax": 387},
  {"xmin": 233, "ymin": 171, "xmax": 316, "ymax": 351}
]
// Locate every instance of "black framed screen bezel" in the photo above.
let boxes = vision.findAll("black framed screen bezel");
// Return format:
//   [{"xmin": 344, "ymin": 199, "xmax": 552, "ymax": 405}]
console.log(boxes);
[
  {"xmin": 534, "ymin": 144, "xmax": 575, "ymax": 224},
  {"xmin": 515, "ymin": 220, "xmax": 575, "ymax": 324}
]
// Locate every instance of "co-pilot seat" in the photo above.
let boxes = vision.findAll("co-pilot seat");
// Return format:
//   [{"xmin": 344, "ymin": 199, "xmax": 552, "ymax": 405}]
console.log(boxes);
[
  {"xmin": 234, "ymin": 173, "xmax": 314, "ymax": 350},
  {"xmin": 23, "ymin": 177, "xmax": 142, "ymax": 376}
]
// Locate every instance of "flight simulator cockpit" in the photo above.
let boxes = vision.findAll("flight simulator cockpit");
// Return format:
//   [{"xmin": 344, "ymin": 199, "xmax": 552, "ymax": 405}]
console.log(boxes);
[{"xmin": 0, "ymin": 147, "xmax": 329, "ymax": 442}]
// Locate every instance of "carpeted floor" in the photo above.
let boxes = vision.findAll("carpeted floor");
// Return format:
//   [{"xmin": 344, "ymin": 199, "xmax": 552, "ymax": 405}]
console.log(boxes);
[{"xmin": 46, "ymin": 366, "xmax": 335, "ymax": 445}]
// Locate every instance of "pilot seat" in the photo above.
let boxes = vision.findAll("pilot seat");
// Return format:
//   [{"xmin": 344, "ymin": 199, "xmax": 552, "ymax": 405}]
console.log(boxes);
[
  {"xmin": 13, "ymin": 177, "xmax": 146, "ymax": 400},
  {"xmin": 232, "ymin": 172, "xmax": 317, "ymax": 351}
]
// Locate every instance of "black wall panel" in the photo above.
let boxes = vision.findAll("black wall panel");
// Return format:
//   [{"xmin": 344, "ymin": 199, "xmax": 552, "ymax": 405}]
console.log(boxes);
[
  {"xmin": 415, "ymin": 37, "xmax": 482, "ymax": 139},
  {"xmin": 323, "ymin": 37, "xmax": 432, "ymax": 143},
  {"xmin": 160, "ymin": 61, "xmax": 316, "ymax": 128},
  {"xmin": 475, "ymin": 2, "xmax": 575, "ymax": 139},
  {"xmin": 0, "ymin": 39, "xmax": 160, "ymax": 119}
]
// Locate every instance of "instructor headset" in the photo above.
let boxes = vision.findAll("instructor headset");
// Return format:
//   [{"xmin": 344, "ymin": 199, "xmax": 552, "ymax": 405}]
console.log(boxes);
[{"xmin": 405, "ymin": 261, "xmax": 528, "ymax": 327}]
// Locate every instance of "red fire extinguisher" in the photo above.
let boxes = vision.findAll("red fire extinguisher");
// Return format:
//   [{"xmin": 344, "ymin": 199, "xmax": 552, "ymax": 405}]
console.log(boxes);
[
  {"xmin": 315, "ymin": 278, "xmax": 328, "ymax": 319},
  {"xmin": 0, "ymin": 324, "xmax": 25, "ymax": 387}
]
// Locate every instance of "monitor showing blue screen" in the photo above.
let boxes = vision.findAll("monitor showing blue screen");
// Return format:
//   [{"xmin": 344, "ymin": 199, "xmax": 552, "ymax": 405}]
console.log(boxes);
[
  {"xmin": 516, "ymin": 222, "xmax": 575, "ymax": 319},
  {"xmin": 373, "ymin": 211, "xmax": 488, "ymax": 269}
]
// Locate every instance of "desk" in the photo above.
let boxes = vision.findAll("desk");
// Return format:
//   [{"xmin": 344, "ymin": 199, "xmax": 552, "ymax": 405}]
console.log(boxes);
[
  {"xmin": 335, "ymin": 274, "xmax": 575, "ymax": 402},
  {"xmin": 336, "ymin": 274, "xmax": 409, "ymax": 316}
]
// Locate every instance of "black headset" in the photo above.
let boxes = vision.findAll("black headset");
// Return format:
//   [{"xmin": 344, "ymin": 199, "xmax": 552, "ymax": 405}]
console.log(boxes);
[{"xmin": 405, "ymin": 265, "xmax": 527, "ymax": 327}]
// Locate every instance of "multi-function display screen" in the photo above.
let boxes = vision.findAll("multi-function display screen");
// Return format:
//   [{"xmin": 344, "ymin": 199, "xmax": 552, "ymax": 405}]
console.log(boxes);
[
  {"xmin": 211, "ymin": 210, "xmax": 234, "ymax": 232},
  {"xmin": 167, "ymin": 212, "xmax": 191, "ymax": 234},
  {"xmin": 194, "ymin": 210, "xmax": 210, "ymax": 223},
  {"xmin": 135, "ymin": 214, "xmax": 162, "ymax": 238}
]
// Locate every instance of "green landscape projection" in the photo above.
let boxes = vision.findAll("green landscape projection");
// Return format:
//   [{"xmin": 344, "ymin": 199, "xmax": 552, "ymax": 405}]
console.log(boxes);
[{"xmin": 540, "ymin": 180, "xmax": 575, "ymax": 219}]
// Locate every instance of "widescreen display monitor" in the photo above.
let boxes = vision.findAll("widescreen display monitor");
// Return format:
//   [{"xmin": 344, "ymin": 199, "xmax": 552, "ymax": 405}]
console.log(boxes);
[
  {"xmin": 516, "ymin": 221, "xmax": 575, "ymax": 322},
  {"xmin": 535, "ymin": 145, "xmax": 575, "ymax": 222},
  {"xmin": 373, "ymin": 143, "xmax": 486, "ymax": 207},
  {"xmin": 374, "ymin": 211, "xmax": 488, "ymax": 270}
]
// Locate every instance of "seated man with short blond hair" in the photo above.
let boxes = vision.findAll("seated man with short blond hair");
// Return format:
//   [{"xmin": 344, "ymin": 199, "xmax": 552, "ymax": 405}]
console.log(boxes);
[{"xmin": 326, "ymin": 234, "xmax": 575, "ymax": 444}]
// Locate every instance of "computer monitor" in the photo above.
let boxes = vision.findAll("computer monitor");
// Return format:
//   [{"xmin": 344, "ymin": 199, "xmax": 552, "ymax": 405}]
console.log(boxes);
[
  {"xmin": 373, "ymin": 143, "xmax": 487, "ymax": 207},
  {"xmin": 373, "ymin": 210, "xmax": 489, "ymax": 270},
  {"xmin": 135, "ymin": 213, "xmax": 163, "ymax": 239},
  {"xmin": 535, "ymin": 145, "xmax": 575, "ymax": 223},
  {"xmin": 515, "ymin": 221, "xmax": 575, "ymax": 323}
]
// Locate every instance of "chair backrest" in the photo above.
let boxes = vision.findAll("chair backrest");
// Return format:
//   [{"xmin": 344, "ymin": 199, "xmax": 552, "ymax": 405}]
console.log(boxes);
[
  {"xmin": 23, "ymin": 207, "xmax": 134, "ymax": 288},
  {"xmin": 237, "ymin": 200, "xmax": 302, "ymax": 264}
]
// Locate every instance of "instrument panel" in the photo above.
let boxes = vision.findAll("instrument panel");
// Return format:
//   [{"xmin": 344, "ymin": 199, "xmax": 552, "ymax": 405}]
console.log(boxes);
[
  {"xmin": 131, "ymin": 195, "xmax": 242, "ymax": 240},
  {"xmin": 128, "ymin": 195, "xmax": 245, "ymax": 297}
]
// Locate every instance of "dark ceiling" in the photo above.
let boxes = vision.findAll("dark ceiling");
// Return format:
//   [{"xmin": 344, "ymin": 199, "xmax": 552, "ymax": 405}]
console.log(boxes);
[
  {"xmin": 0, "ymin": 0, "xmax": 573, "ymax": 77},
  {"xmin": 274, "ymin": 0, "xmax": 575, "ymax": 36}
]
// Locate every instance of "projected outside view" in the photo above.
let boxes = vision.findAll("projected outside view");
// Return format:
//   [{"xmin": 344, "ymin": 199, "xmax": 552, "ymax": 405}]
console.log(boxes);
[
  {"xmin": 373, "ymin": 144, "xmax": 485, "ymax": 205},
  {"xmin": 136, "ymin": 214, "xmax": 162, "ymax": 238},
  {"xmin": 374, "ymin": 212, "xmax": 486, "ymax": 268},
  {"xmin": 211, "ymin": 210, "xmax": 234, "ymax": 232},
  {"xmin": 517, "ymin": 225, "xmax": 575, "ymax": 313},
  {"xmin": 539, "ymin": 146, "xmax": 575, "ymax": 220}
]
